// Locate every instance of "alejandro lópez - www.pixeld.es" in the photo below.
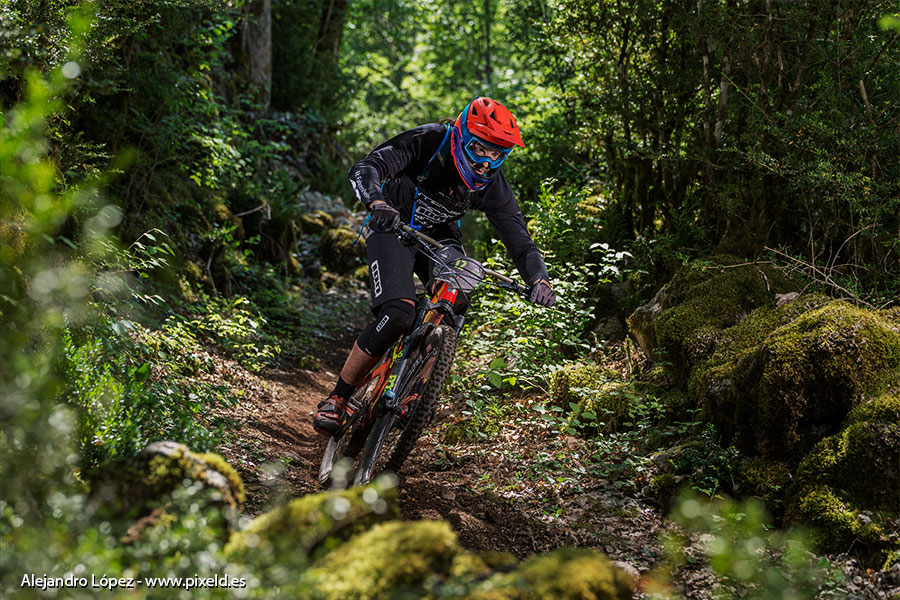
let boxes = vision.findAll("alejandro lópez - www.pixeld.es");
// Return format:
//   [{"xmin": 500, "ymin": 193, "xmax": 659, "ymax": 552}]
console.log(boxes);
[{"xmin": 21, "ymin": 573, "xmax": 248, "ymax": 591}]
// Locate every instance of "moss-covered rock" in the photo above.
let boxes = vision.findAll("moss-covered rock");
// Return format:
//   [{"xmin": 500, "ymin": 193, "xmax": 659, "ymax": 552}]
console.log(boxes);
[
  {"xmin": 299, "ymin": 210, "xmax": 334, "ymax": 234},
  {"xmin": 549, "ymin": 363, "xmax": 610, "ymax": 408},
  {"xmin": 688, "ymin": 294, "xmax": 832, "ymax": 454},
  {"xmin": 648, "ymin": 473, "xmax": 680, "ymax": 510},
  {"xmin": 351, "ymin": 264, "xmax": 370, "ymax": 283},
  {"xmin": 211, "ymin": 200, "xmax": 245, "ymax": 239},
  {"xmin": 637, "ymin": 258, "xmax": 798, "ymax": 377},
  {"xmin": 318, "ymin": 226, "xmax": 366, "ymax": 273},
  {"xmin": 443, "ymin": 420, "xmax": 473, "ymax": 445},
  {"xmin": 302, "ymin": 520, "xmax": 461, "ymax": 599},
  {"xmin": 226, "ymin": 484, "xmax": 399, "ymax": 564},
  {"xmin": 86, "ymin": 441, "xmax": 244, "ymax": 540},
  {"xmin": 466, "ymin": 547, "xmax": 634, "ymax": 600},
  {"xmin": 450, "ymin": 550, "xmax": 519, "ymax": 581},
  {"xmin": 302, "ymin": 525, "xmax": 633, "ymax": 600},
  {"xmin": 734, "ymin": 457, "xmax": 792, "ymax": 511},
  {"xmin": 693, "ymin": 299, "xmax": 900, "ymax": 460},
  {"xmin": 785, "ymin": 389, "xmax": 900, "ymax": 563},
  {"xmin": 549, "ymin": 363, "xmax": 656, "ymax": 435},
  {"xmin": 626, "ymin": 286, "xmax": 665, "ymax": 359}
]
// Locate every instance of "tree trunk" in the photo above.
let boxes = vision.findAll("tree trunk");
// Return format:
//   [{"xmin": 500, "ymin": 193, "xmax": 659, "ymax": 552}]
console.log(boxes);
[
  {"xmin": 484, "ymin": 0, "xmax": 492, "ymax": 87},
  {"xmin": 316, "ymin": 0, "xmax": 348, "ymax": 65},
  {"xmin": 311, "ymin": 0, "xmax": 348, "ymax": 106},
  {"xmin": 239, "ymin": 0, "xmax": 272, "ymax": 112}
]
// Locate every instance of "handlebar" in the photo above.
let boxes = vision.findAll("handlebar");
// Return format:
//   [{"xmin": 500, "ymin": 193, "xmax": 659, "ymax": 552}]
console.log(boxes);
[{"xmin": 396, "ymin": 224, "xmax": 531, "ymax": 298}]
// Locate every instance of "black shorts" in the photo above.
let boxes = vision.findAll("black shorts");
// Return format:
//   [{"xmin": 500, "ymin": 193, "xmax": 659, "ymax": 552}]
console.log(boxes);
[{"xmin": 365, "ymin": 224, "xmax": 464, "ymax": 311}]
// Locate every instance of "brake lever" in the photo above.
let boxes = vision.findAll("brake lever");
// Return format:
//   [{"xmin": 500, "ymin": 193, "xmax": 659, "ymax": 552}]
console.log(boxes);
[{"xmin": 495, "ymin": 279, "xmax": 531, "ymax": 299}]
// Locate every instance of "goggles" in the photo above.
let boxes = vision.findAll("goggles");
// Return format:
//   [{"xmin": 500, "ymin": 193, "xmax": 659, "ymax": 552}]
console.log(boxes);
[{"xmin": 463, "ymin": 136, "xmax": 512, "ymax": 170}]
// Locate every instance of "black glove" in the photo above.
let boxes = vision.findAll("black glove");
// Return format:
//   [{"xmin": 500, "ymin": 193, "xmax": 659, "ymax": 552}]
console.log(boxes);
[
  {"xmin": 529, "ymin": 280, "xmax": 556, "ymax": 307},
  {"xmin": 368, "ymin": 201, "xmax": 401, "ymax": 233}
]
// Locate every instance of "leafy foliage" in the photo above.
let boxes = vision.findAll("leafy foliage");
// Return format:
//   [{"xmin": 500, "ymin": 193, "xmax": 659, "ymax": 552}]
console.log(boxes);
[{"xmin": 648, "ymin": 494, "xmax": 845, "ymax": 599}]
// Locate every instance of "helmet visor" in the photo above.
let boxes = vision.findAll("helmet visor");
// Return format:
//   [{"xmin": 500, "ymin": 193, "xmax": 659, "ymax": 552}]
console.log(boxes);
[{"xmin": 463, "ymin": 137, "xmax": 512, "ymax": 171}]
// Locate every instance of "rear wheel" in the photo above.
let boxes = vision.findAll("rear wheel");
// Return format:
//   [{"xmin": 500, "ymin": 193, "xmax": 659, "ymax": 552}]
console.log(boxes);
[{"xmin": 353, "ymin": 324, "xmax": 457, "ymax": 486}]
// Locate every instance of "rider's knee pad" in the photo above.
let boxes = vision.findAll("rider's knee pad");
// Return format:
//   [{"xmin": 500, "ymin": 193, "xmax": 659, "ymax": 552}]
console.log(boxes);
[{"xmin": 357, "ymin": 299, "xmax": 415, "ymax": 357}]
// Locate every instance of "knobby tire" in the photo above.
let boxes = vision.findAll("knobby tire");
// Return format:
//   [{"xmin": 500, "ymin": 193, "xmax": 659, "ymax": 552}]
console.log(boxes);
[
  {"xmin": 318, "ymin": 376, "xmax": 378, "ymax": 486},
  {"xmin": 353, "ymin": 324, "xmax": 457, "ymax": 486}
]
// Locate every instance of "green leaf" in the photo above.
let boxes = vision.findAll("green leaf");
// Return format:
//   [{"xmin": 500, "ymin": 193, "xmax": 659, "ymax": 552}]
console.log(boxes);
[
  {"xmin": 134, "ymin": 363, "xmax": 151, "ymax": 382},
  {"xmin": 489, "ymin": 357, "xmax": 507, "ymax": 370}
]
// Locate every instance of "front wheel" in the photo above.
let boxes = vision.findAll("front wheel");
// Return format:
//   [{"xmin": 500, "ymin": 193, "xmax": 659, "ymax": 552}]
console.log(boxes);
[
  {"xmin": 353, "ymin": 324, "xmax": 457, "ymax": 486},
  {"xmin": 318, "ymin": 375, "xmax": 379, "ymax": 487}
]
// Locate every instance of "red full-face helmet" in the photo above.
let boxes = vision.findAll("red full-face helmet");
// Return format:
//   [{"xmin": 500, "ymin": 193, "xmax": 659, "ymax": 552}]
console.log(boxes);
[{"xmin": 451, "ymin": 97, "xmax": 524, "ymax": 190}]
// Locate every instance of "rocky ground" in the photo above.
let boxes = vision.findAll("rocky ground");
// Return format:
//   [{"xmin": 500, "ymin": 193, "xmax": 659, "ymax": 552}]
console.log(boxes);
[{"xmin": 210, "ymin": 284, "xmax": 899, "ymax": 600}]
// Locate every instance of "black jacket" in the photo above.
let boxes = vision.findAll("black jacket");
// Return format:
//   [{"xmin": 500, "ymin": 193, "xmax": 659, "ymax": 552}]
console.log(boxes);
[{"xmin": 348, "ymin": 123, "xmax": 549, "ymax": 284}]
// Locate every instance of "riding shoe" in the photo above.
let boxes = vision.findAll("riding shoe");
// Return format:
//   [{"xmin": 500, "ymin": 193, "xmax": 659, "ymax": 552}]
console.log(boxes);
[{"xmin": 313, "ymin": 394, "xmax": 347, "ymax": 436}]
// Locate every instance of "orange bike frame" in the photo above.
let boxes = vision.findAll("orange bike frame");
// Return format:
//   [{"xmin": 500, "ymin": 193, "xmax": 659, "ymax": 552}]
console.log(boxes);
[{"xmin": 363, "ymin": 281, "xmax": 458, "ymax": 404}]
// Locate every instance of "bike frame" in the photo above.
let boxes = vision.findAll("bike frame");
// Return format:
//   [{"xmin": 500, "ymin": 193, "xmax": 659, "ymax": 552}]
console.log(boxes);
[{"xmin": 352, "ymin": 280, "xmax": 461, "ymax": 427}]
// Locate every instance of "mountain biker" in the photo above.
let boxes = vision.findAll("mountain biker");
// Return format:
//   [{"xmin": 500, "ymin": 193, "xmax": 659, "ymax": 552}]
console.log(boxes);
[{"xmin": 313, "ymin": 96, "xmax": 556, "ymax": 436}]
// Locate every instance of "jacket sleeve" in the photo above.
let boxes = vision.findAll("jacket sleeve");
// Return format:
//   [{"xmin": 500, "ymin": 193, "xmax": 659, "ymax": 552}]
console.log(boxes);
[
  {"xmin": 347, "ymin": 124, "xmax": 445, "ymax": 209},
  {"xmin": 478, "ymin": 173, "xmax": 550, "ymax": 285}
]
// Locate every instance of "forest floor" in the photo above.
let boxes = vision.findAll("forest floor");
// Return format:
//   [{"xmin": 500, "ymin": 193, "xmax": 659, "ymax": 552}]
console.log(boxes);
[{"xmin": 210, "ymin": 283, "xmax": 896, "ymax": 600}]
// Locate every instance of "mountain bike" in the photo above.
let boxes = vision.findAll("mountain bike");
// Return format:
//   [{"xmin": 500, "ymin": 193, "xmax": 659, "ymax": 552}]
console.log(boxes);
[{"xmin": 318, "ymin": 224, "xmax": 531, "ymax": 487}]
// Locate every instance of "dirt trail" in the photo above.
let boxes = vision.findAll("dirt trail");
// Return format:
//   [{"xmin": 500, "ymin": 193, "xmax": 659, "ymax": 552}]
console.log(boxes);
[
  {"xmin": 215, "ymin": 319, "xmax": 669, "ymax": 583},
  {"xmin": 219, "ymin": 345, "xmax": 577, "ymax": 558}
]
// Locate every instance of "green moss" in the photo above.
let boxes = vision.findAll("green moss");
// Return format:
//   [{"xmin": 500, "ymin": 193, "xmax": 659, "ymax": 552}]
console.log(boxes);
[
  {"xmin": 692, "ymin": 299, "xmax": 900, "ymax": 460},
  {"xmin": 467, "ymin": 547, "xmax": 634, "ymax": 600},
  {"xmin": 655, "ymin": 260, "xmax": 798, "ymax": 376},
  {"xmin": 183, "ymin": 260, "xmax": 204, "ymax": 283},
  {"xmin": 786, "ymin": 389, "xmax": 900, "ymax": 563},
  {"xmin": 197, "ymin": 452, "xmax": 246, "ymax": 506},
  {"xmin": 351, "ymin": 264, "xmax": 369, "ymax": 283},
  {"xmin": 763, "ymin": 302, "xmax": 900, "ymax": 400},
  {"xmin": 847, "ymin": 387, "xmax": 900, "ymax": 424},
  {"xmin": 735, "ymin": 457, "xmax": 792, "ymax": 510},
  {"xmin": 649, "ymin": 473, "xmax": 679, "ymax": 509},
  {"xmin": 755, "ymin": 302, "xmax": 900, "ymax": 457},
  {"xmin": 226, "ymin": 485, "xmax": 399, "ymax": 562},
  {"xmin": 318, "ymin": 226, "xmax": 365, "ymax": 273},
  {"xmin": 303, "ymin": 520, "xmax": 461, "ymax": 599},
  {"xmin": 549, "ymin": 363, "xmax": 646, "ymax": 435},
  {"xmin": 212, "ymin": 201, "xmax": 232, "ymax": 223},
  {"xmin": 549, "ymin": 363, "xmax": 610, "ymax": 408},
  {"xmin": 299, "ymin": 210, "xmax": 333, "ymax": 234},
  {"xmin": 793, "ymin": 390, "xmax": 899, "ymax": 509},
  {"xmin": 86, "ymin": 442, "xmax": 244, "ymax": 540},
  {"xmin": 443, "ymin": 420, "xmax": 472, "ymax": 445},
  {"xmin": 447, "ymin": 550, "xmax": 519, "ymax": 587},
  {"xmin": 694, "ymin": 294, "xmax": 832, "ymax": 378},
  {"xmin": 786, "ymin": 487, "xmax": 887, "ymax": 554}
]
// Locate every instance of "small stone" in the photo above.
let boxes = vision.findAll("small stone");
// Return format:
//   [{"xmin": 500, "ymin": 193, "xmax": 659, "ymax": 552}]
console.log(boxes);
[
  {"xmin": 775, "ymin": 291, "xmax": 800, "ymax": 306},
  {"xmin": 612, "ymin": 560, "xmax": 640, "ymax": 584}
]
